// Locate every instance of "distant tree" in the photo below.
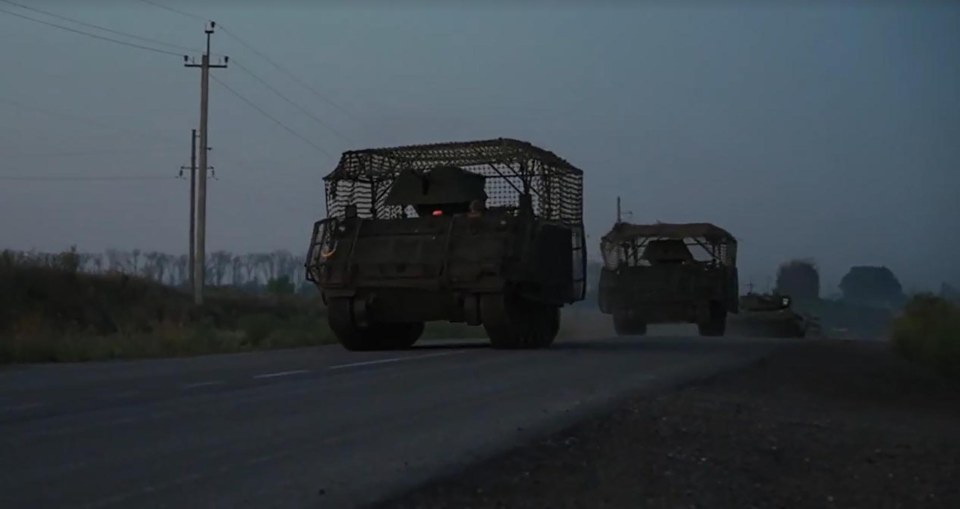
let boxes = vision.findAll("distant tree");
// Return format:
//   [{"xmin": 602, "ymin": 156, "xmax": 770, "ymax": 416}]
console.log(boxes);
[
  {"xmin": 5, "ymin": 246, "xmax": 322, "ymax": 291},
  {"xmin": 266, "ymin": 275, "xmax": 295, "ymax": 296},
  {"xmin": 209, "ymin": 250, "xmax": 232, "ymax": 286},
  {"xmin": 774, "ymin": 259, "xmax": 820, "ymax": 301},
  {"xmin": 239, "ymin": 253, "xmax": 258, "ymax": 285},
  {"xmin": 89, "ymin": 253, "xmax": 104, "ymax": 273},
  {"xmin": 173, "ymin": 254, "xmax": 188, "ymax": 286},
  {"xmin": 105, "ymin": 249, "xmax": 127, "ymax": 272},
  {"xmin": 57, "ymin": 245, "xmax": 81, "ymax": 273},
  {"xmin": 231, "ymin": 255, "xmax": 244, "ymax": 286},
  {"xmin": 142, "ymin": 251, "xmax": 166, "ymax": 282},
  {"xmin": 840, "ymin": 266, "xmax": 905, "ymax": 308},
  {"xmin": 131, "ymin": 249, "xmax": 142, "ymax": 275},
  {"xmin": 79, "ymin": 252, "xmax": 98, "ymax": 273}
]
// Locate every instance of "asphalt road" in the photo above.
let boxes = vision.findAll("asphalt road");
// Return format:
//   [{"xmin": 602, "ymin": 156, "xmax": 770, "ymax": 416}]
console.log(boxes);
[{"xmin": 0, "ymin": 334, "xmax": 786, "ymax": 509}]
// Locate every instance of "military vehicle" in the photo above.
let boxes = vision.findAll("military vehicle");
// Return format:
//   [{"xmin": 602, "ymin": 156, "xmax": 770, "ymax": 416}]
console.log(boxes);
[
  {"xmin": 597, "ymin": 214, "xmax": 739, "ymax": 336},
  {"xmin": 305, "ymin": 138, "xmax": 586, "ymax": 351},
  {"xmin": 730, "ymin": 292, "xmax": 814, "ymax": 338},
  {"xmin": 740, "ymin": 292, "xmax": 793, "ymax": 313}
]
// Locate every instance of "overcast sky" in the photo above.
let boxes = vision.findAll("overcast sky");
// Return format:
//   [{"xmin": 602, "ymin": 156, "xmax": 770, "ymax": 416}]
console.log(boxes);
[{"xmin": 1, "ymin": 1, "xmax": 957, "ymax": 293}]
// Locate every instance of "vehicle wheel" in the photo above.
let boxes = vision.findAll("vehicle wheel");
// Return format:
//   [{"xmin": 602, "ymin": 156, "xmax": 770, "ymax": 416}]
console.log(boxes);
[
  {"xmin": 613, "ymin": 313, "xmax": 646, "ymax": 336},
  {"xmin": 631, "ymin": 321, "xmax": 648, "ymax": 335},
  {"xmin": 327, "ymin": 298, "xmax": 386, "ymax": 352},
  {"xmin": 328, "ymin": 297, "xmax": 372, "ymax": 351},
  {"xmin": 612, "ymin": 312, "xmax": 632, "ymax": 335},
  {"xmin": 698, "ymin": 303, "xmax": 727, "ymax": 337},
  {"xmin": 537, "ymin": 306, "xmax": 561, "ymax": 348},
  {"xmin": 481, "ymin": 293, "xmax": 558, "ymax": 349},
  {"xmin": 378, "ymin": 322, "xmax": 425, "ymax": 350}
]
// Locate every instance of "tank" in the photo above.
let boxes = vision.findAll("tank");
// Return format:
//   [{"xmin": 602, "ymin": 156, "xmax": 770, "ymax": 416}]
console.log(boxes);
[
  {"xmin": 305, "ymin": 138, "xmax": 586, "ymax": 351},
  {"xmin": 729, "ymin": 292, "xmax": 814, "ymax": 338},
  {"xmin": 597, "ymin": 220, "xmax": 739, "ymax": 336}
]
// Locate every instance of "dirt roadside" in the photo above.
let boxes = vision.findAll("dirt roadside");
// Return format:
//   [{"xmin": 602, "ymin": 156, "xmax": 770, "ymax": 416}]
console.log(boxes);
[{"xmin": 370, "ymin": 339, "xmax": 960, "ymax": 509}]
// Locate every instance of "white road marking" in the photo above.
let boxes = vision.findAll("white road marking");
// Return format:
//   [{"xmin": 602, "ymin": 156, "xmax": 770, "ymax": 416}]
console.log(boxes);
[
  {"xmin": 327, "ymin": 350, "xmax": 465, "ymax": 371},
  {"xmin": 252, "ymin": 369, "xmax": 311, "ymax": 380},
  {"xmin": 181, "ymin": 381, "xmax": 225, "ymax": 390}
]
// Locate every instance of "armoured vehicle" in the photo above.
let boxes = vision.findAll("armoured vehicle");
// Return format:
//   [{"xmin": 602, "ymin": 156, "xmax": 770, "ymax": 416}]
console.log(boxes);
[
  {"xmin": 730, "ymin": 292, "xmax": 814, "ymax": 338},
  {"xmin": 306, "ymin": 138, "xmax": 586, "ymax": 351},
  {"xmin": 597, "ymin": 218, "xmax": 739, "ymax": 336}
]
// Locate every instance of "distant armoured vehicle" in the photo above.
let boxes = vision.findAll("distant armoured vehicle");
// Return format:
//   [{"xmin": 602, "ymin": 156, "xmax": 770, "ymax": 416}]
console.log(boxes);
[
  {"xmin": 597, "ymin": 218, "xmax": 739, "ymax": 336},
  {"xmin": 731, "ymin": 292, "xmax": 813, "ymax": 338},
  {"xmin": 306, "ymin": 138, "xmax": 586, "ymax": 351},
  {"xmin": 740, "ymin": 292, "xmax": 793, "ymax": 313}
]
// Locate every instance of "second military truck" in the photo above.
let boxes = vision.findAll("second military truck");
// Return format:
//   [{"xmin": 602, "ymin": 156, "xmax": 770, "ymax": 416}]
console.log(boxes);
[
  {"xmin": 306, "ymin": 138, "xmax": 586, "ymax": 351},
  {"xmin": 597, "ymin": 220, "xmax": 739, "ymax": 336}
]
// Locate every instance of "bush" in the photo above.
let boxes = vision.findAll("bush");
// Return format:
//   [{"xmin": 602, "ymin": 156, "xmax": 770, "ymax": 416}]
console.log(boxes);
[{"xmin": 890, "ymin": 294, "xmax": 960, "ymax": 378}]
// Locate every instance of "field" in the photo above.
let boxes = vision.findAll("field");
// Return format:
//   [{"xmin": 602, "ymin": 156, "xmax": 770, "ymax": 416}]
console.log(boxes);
[{"xmin": 0, "ymin": 250, "xmax": 484, "ymax": 363}]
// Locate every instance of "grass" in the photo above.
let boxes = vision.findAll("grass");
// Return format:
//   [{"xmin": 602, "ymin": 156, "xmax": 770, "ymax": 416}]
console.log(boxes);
[
  {"xmin": 890, "ymin": 294, "xmax": 960, "ymax": 378},
  {"xmin": 0, "ymin": 250, "xmax": 339, "ymax": 363},
  {"xmin": 0, "ymin": 248, "xmax": 612, "ymax": 363},
  {"xmin": 0, "ymin": 249, "xmax": 491, "ymax": 363}
]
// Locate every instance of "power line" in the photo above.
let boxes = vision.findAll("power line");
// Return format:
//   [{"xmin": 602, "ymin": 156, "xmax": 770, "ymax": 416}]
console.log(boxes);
[
  {"xmin": 217, "ymin": 26, "xmax": 359, "ymax": 121},
  {"xmin": 0, "ymin": 90, "xmax": 315, "ymax": 180},
  {"xmin": 4, "ymin": 148, "xmax": 174, "ymax": 158},
  {"xmin": 0, "ymin": 97, "xmax": 183, "ymax": 147},
  {"xmin": 133, "ymin": 0, "xmax": 361, "ymax": 123},
  {"xmin": 0, "ymin": 5, "xmax": 182, "ymax": 57},
  {"xmin": 0, "ymin": 0, "xmax": 198, "ymax": 53},
  {"xmin": 211, "ymin": 74, "xmax": 335, "ymax": 159},
  {"xmin": 232, "ymin": 60, "xmax": 353, "ymax": 143},
  {"xmin": 135, "ymin": 0, "xmax": 207, "ymax": 23},
  {"xmin": 0, "ymin": 175, "xmax": 176, "ymax": 181}
]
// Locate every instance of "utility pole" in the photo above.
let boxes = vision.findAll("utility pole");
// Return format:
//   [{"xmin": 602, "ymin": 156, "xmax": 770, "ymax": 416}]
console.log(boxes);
[
  {"xmin": 180, "ymin": 130, "xmax": 212, "ymax": 292},
  {"xmin": 184, "ymin": 21, "xmax": 228, "ymax": 305},
  {"xmin": 180, "ymin": 129, "xmax": 198, "ymax": 291},
  {"xmin": 616, "ymin": 196, "xmax": 621, "ymax": 223}
]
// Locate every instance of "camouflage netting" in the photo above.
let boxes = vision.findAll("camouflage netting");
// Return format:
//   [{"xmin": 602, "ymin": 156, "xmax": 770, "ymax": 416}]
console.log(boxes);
[
  {"xmin": 600, "ymin": 222, "xmax": 737, "ymax": 270},
  {"xmin": 322, "ymin": 138, "xmax": 583, "ymax": 229}
]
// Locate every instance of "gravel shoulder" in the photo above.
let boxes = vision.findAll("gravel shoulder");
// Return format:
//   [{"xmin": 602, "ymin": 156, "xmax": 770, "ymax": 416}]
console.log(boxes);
[{"xmin": 370, "ymin": 339, "xmax": 960, "ymax": 509}]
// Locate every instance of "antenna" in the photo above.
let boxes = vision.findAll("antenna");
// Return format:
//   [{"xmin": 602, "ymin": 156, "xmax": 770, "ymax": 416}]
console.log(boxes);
[{"xmin": 616, "ymin": 196, "xmax": 621, "ymax": 223}]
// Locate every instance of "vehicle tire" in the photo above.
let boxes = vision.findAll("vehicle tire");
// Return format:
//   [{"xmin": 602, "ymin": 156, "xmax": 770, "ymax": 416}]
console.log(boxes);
[
  {"xmin": 481, "ymin": 293, "xmax": 558, "ymax": 349},
  {"xmin": 327, "ymin": 297, "xmax": 372, "ymax": 351},
  {"xmin": 613, "ymin": 313, "xmax": 630, "ymax": 336},
  {"xmin": 631, "ymin": 320, "xmax": 648, "ymax": 336},
  {"xmin": 613, "ymin": 313, "xmax": 646, "ymax": 336},
  {"xmin": 698, "ymin": 302, "xmax": 727, "ymax": 337},
  {"xmin": 537, "ymin": 306, "xmax": 561, "ymax": 348},
  {"xmin": 326, "ymin": 298, "xmax": 398, "ymax": 351},
  {"xmin": 379, "ymin": 321, "xmax": 425, "ymax": 350}
]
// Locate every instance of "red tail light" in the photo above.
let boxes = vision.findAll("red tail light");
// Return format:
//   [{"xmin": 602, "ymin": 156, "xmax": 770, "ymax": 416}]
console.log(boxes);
[{"xmin": 432, "ymin": 210, "xmax": 443, "ymax": 216}]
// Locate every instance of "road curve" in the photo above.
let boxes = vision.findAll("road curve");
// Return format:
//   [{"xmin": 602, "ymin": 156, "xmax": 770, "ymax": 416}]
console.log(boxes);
[{"xmin": 0, "ymin": 335, "xmax": 785, "ymax": 509}]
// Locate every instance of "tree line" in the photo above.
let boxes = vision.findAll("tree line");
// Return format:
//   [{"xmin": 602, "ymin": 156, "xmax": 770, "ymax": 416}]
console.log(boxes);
[
  {"xmin": 4, "ymin": 248, "xmax": 312, "ymax": 293},
  {"xmin": 775, "ymin": 259, "xmax": 921, "ymax": 308},
  {"xmin": 8, "ymin": 247, "xmax": 955, "ymax": 306}
]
